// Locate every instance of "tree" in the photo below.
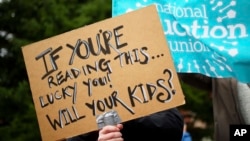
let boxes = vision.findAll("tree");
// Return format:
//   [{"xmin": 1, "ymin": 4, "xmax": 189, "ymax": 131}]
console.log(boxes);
[{"xmin": 0, "ymin": 0, "xmax": 111, "ymax": 140}]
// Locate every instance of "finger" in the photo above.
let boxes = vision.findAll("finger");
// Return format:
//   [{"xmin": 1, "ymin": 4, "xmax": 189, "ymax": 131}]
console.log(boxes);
[
  {"xmin": 116, "ymin": 124, "xmax": 123, "ymax": 130},
  {"xmin": 99, "ymin": 125, "xmax": 120, "ymax": 135},
  {"xmin": 107, "ymin": 138, "xmax": 124, "ymax": 141},
  {"xmin": 98, "ymin": 132, "xmax": 123, "ymax": 141},
  {"xmin": 102, "ymin": 132, "xmax": 122, "ymax": 139}
]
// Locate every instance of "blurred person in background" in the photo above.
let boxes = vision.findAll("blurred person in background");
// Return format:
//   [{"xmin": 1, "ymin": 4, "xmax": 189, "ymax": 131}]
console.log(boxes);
[
  {"xmin": 179, "ymin": 74, "xmax": 246, "ymax": 141},
  {"xmin": 182, "ymin": 123, "xmax": 192, "ymax": 141}
]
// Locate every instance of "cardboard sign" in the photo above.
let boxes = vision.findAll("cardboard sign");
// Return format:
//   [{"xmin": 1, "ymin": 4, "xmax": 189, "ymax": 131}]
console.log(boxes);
[{"xmin": 22, "ymin": 5, "xmax": 185, "ymax": 141}]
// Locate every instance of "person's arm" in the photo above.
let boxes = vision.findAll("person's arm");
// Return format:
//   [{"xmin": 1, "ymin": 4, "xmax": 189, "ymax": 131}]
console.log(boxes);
[
  {"xmin": 237, "ymin": 81, "xmax": 250, "ymax": 124},
  {"xmin": 98, "ymin": 124, "xmax": 123, "ymax": 141}
]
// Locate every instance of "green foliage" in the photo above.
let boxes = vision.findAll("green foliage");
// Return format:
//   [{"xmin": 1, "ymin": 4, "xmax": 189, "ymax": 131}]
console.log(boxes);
[
  {"xmin": 0, "ymin": 81, "xmax": 40, "ymax": 141},
  {"xmin": 179, "ymin": 82, "xmax": 214, "ymax": 141},
  {"xmin": 0, "ymin": 0, "xmax": 111, "ymax": 140},
  {"xmin": 180, "ymin": 82, "xmax": 213, "ymax": 123}
]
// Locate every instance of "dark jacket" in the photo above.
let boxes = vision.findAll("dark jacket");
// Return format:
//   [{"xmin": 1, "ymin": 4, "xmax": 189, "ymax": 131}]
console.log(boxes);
[{"xmin": 67, "ymin": 108, "xmax": 184, "ymax": 141}]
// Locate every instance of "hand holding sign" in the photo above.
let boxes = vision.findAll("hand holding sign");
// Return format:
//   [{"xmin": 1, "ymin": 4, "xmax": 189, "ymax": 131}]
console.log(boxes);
[{"xmin": 97, "ymin": 124, "xmax": 123, "ymax": 141}]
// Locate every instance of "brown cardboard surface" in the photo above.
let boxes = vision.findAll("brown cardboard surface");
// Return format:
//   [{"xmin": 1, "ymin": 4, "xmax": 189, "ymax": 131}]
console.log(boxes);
[{"xmin": 22, "ymin": 5, "xmax": 185, "ymax": 141}]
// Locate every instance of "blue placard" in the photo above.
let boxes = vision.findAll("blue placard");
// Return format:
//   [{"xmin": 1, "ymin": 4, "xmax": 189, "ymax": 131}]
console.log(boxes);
[{"xmin": 112, "ymin": 0, "xmax": 250, "ymax": 83}]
